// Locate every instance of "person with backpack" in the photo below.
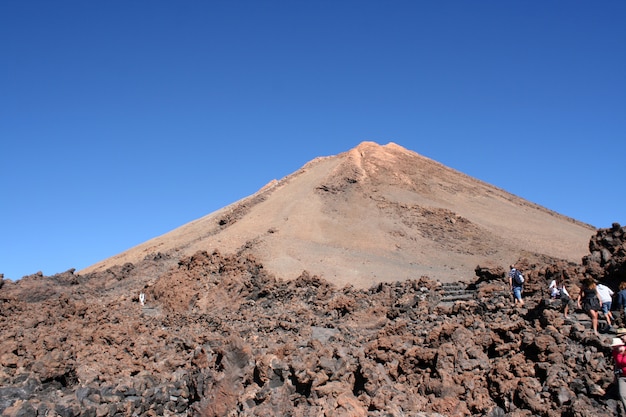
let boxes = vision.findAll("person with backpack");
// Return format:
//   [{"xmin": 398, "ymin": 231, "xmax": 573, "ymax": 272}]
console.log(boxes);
[{"xmin": 508, "ymin": 265, "xmax": 524, "ymax": 307}]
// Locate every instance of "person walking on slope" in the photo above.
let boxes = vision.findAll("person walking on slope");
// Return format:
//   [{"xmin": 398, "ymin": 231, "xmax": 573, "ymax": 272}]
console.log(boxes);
[
  {"xmin": 549, "ymin": 278, "xmax": 561, "ymax": 299},
  {"xmin": 548, "ymin": 278, "xmax": 571, "ymax": 318},
  {"xmin": 597, "ymin": 282, "xmax": 615, "ymax": 329},
  {"xmin": 509, "ymin": 265, "xmax": 524, "ymax": 307},
  {"xmin": 616, "ymin": 282, "xmax": 626, "ymax": 326},
  {"xmin": 577, "ymin": 278, "xmax": 602, "ymax": 335},
  {"xmin": 611, "ymin": 337, "xmax": 626, "ymax": 412}
]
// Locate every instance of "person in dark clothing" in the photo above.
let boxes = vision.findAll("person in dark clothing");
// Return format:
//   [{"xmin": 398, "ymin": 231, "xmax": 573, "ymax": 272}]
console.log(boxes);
[
  {"xmin": 508, "ymin": 264, "xmax": 524, "ymax": 307},
  {"xmin": 577, "ymin": 278, "xmax": 601, "ymax": 335},
  {"xmin": 616, "ymin": 281, "xmax": 626, "ymax": 326}
]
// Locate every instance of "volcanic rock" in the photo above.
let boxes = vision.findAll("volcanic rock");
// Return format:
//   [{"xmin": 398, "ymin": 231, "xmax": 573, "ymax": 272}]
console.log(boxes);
[
  {"xmin": 1, "ymin": 225, "xmax": 626, "ymax": 415},
  {"xmin": 2, "ymin": 143, "xmax": 621, "ymax": 416}
]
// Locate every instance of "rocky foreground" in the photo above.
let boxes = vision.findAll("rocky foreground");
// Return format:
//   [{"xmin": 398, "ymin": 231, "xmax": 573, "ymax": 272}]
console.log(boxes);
[{"xmin": 1, "ymin": 224, "xmax": 626, "ymax": 416}]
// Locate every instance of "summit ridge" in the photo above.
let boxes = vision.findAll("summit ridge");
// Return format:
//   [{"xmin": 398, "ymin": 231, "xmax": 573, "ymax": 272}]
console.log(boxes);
[{"xmin": 80, "ymin": 141, "xmax": 595, "ymax": 287}]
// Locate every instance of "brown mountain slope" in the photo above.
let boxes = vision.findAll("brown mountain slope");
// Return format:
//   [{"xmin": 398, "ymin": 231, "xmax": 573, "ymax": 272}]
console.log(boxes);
[{"xmin": 80, "ymin": 141, "xmax": 595, "ymax": 287}]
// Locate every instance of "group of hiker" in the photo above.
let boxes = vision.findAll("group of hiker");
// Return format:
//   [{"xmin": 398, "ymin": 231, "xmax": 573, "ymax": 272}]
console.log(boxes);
[
  {"xmin": 577, "ymin": 278, "xmax": 624, "ymax": 335},
  {"xmin": 508, "ymin": 264, "xmax": 626, "ymax": 410},
  {"xmin": 508, "ymin": 264, "xmax": 626, "ymax": 334}
]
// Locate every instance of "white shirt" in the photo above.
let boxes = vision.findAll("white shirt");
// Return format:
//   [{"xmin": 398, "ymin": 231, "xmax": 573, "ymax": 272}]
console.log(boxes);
[
  {"xmin": 597, "ymin": 284, "xmax": 614, "ymax": 303},
  {"xmin": 549, "ymin": 280, "xmax": 569, "ymax": 298},
  {"xmin": 549, "ymin": 280, "xmax": 559, "ymax": 297}
]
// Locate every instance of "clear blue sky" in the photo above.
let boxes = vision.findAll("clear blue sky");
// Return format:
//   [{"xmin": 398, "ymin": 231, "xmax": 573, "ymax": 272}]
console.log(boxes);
[{"xmin": 2, "ymin": 1, "xmax": 624, "ymax": 280}]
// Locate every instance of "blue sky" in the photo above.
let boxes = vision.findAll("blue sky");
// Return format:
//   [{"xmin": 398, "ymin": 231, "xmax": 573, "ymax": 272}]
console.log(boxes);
[{"xmin": 2, "ymin": 1, "xmax": 624, "ymax": 280}]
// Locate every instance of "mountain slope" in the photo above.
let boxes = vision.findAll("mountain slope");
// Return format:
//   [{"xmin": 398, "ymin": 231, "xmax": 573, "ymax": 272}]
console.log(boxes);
[{"xmin": 80, "ymin": 142, "xmax": 595, "ymax": 287}]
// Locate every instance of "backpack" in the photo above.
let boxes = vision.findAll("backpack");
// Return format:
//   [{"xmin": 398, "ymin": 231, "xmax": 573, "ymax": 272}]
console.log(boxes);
[{"xmin": 514, "ymin": 270, "xmax": 524, "ymax": 285}]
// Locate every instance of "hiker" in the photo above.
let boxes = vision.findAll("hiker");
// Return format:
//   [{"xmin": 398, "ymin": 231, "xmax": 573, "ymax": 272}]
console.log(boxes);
[
  {"xmin": 597, "ymin": 282, "xmax": 615, "ymax": 329},
  {"xmin": 549, "ymin": 278, "xmax": 562, "ymax": 299},
  {"xmin": 616, "ymin": 282, "xmax": 626, "ymax": 325},
  {"xmin": 618, "ymin": 328, "xmax": 626, "ymax": 344},
  {"xmin": 508, "ymin": 265, "xmax": 524, "ymax": 307},
  {"xmin": 548, "ymin": 278, "xmax": 571, "ymax": 318},
  {"xmin": 611, "ymin": 337, "xmax": 626, "ymax": 411},
  {"xmin": 577, "ymin": 278, "xmax": 601, "ymax": 335}
]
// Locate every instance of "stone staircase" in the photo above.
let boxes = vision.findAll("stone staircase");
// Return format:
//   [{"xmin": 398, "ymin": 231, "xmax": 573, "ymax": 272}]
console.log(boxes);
[
  {"xmin": 438, "ymin": 282, "xmax": 476, "ymax": 306},
  {"xmin": 141, "ymin": 305, "xmax": 162, "ymax": 317},
  {"xmin": 568, "ymin": 311, "xmax": 614, "ymax": 333},
  {"xmin": 436, "ymin": 283, "xmax": 619, "ymax": 337},
  {"xmin": 543, "ymin": 298, "xmax": 616, "ymax": 334}
]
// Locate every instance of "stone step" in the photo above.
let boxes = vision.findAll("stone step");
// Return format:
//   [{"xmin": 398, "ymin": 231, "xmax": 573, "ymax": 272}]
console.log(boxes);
[
  {"xmin": 440, "ymin": 292, "xmax": 476, "ymax": 302},
  {"xmin": 564, "ymin": 312, "xmax": 617, "ymax": 334},
  {"xmin": 440, "ymin": 283, "xmax": 468, "ymax": 289},
  {"xmin": 438, "ymin": 282, "xmax": 476, "ymax": 304},
  {"xmin": 141, "ymin": 306, "xmax": 161, "ymax": 317}
]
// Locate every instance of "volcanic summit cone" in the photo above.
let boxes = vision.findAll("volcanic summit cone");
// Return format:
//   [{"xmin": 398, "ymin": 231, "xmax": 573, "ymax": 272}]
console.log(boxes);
[{"xmin": 81, "ymin": 141, "xmax": 595, "ymax": 287}]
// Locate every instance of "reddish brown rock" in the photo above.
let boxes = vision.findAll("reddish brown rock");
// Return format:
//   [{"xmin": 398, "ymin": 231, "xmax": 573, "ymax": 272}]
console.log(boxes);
[{"xmin": 1, "ymin": 225, "xmax": 626, "ymax": 416}]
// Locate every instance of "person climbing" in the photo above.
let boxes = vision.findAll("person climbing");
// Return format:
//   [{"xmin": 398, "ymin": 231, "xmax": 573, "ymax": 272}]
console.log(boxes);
[
  {"xmin": 508, "ymin": 264, "xmax": 524, "ymax": 307},
  {"xmin": 548, "ymin": 277, "xmax": 571, "ymax": 318},
  {"xmin": 611, "ymin": 337, "xmax": 626, "ymax": 412},
  {"xmin": 597, "ymin": 282, "xmax": 615, "ymax": 329},
  {"xmin": 549, "ymin": 278, "xmax": 562, "ymax": 299},
  {"xmin": 616, "ymin": 282, "xmax": 626, "ymax": 326},
  {"xmin": 577, "ymin": 278, "xmax": 602, "ymax": 335}
]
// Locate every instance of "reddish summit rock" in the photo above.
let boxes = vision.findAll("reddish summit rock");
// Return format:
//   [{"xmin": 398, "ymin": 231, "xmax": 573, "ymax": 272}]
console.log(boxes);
[{"xmin": 80, "ymin": 142, "xmax": 594, "ymax": 288}]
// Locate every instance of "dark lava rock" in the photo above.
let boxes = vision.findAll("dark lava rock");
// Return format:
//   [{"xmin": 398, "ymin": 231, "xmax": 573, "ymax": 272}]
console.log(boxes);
[{"xmin": 1, "ymin": 227, "xmax": 626, "ymax": 416}]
